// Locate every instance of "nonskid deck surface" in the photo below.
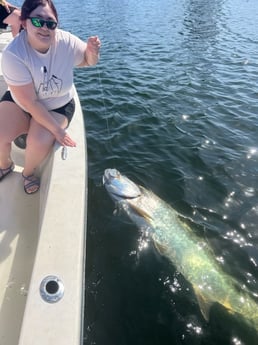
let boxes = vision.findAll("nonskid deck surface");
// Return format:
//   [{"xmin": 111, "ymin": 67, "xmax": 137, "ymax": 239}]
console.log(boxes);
[
  {"xmin": 0, "ymin": 146, "xmax": 40, "ymax": 345},
  {"xmin": 0, "ymin": 31, "xmax": 39, "ymax": 344}
]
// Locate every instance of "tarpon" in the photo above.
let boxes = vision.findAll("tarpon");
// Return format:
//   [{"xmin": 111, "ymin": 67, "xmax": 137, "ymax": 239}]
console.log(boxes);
[{"xmin": 103, "ymin": 168, "xmax": 258, "ymax": 332}]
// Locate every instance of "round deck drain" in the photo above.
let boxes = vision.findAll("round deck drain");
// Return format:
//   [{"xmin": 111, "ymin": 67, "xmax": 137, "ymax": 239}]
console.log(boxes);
[{"xmin": 40, "ymin": 276, "xmax": 64, "ymax": 303}]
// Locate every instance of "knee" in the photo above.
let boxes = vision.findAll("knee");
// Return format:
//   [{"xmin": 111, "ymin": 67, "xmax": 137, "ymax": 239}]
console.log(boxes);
[{"xmin": 27, "ymin": 133, "xmax": 55, "ymax": 152}]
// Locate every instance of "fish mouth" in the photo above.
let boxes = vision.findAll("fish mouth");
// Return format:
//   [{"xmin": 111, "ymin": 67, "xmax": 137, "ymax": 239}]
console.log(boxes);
[
  {"xmin": 102, "ymin": 168, "xmax": 120, "ymax": 185},
  {"xmin": 103, "ymin": 169, "xmax": 141, "ymax": 200}
]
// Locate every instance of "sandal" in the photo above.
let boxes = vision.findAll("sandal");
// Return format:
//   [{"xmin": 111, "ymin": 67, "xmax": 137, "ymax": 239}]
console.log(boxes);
[
  {"xmin": 22, "ymin": 173, "xmax": 40, "ymax": 194},
  {"xmin": 0, "ymin": 163, "xmax": 14, "ymax": 182}
]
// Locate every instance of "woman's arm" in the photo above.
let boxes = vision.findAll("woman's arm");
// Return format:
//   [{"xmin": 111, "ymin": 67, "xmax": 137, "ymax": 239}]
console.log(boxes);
[{"xmin": 9, "ymin": 83, "xmax": 76, "ymax": 147}]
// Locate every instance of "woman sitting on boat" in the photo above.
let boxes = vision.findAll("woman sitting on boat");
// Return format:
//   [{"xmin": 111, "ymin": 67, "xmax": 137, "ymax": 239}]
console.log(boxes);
[{"xmin": 0, "ymin": 0, "xmax": 101, "ymax": 194}]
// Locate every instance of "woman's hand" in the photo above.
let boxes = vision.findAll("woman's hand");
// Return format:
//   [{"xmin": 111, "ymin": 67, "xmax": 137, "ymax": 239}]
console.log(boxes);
[
  {"xmin": 87, "ymin": 36, "xmax": 101, "ymax": 54},
  {"xmin": 55, "ymin": 127, "xmax": 77, "ymax": 147},
  {"xmin": 84, "ymin": 36, "xmax": 101, "ymax": 66}
]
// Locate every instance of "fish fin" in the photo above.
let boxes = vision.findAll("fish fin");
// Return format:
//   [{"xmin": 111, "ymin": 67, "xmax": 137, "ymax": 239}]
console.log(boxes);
[
  {"xmin": 193, "ymin": 286, "xmax": 212, "ymax": 322},
  {"xmin": 127, "ymin": 201, "xmax": 153, "ymax": 222}
]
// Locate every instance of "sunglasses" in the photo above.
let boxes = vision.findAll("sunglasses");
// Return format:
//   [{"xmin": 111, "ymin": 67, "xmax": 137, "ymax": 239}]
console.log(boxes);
[{"xmin": 29, "ymin": 17, "xmax": 58, "ymax": 30}]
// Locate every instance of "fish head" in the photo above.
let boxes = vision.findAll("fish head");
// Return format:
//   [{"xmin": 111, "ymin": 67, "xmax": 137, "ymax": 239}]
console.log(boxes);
[
  {"xmin": 103, "ymin": 168, "xmax": 141, "ymax": 203},
  {"xmin": 103, "ymin": 169, "xmax": 155, "ymax": 227}
]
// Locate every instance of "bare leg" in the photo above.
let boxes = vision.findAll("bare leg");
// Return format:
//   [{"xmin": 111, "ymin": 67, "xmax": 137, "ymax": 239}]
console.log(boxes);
[
  {"xmin": 23, "ymin": 120, "xmax": 54, "ymax": 176},
  {"xmin": 23, "ymin": 111, "xmax": 68, "ymax": 176},
  {"xmin": 0, "ymin": 101, "xmax": 68, "ymax": 193},
  {"xmin": 22, "ymin": 111, "xmax": 68, "ymax": 193},
  {"xmin": 0, "ymin": 102, "xmax": 29, "ymax": 169}
]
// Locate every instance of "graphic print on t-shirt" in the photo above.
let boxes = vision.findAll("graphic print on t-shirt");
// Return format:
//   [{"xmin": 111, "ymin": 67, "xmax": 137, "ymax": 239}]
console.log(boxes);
[{"xmin": 38, "ymin": 66, "xmax": 63, "ymax": 98}]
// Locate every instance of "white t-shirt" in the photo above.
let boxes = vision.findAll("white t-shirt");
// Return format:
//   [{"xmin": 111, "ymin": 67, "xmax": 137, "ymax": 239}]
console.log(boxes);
[{"xmin": 2, "ymin": 29, "xmax": 86, "ymax": 110}]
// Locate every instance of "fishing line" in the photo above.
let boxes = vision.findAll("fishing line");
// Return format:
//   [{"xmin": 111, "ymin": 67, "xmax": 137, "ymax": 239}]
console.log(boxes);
[{"xmin": 96, "ymin": 65, "xmax": 113, "ymax": 150}]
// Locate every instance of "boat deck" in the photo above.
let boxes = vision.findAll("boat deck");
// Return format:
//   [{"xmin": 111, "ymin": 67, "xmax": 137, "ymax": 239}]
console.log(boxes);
[
  {"xmin": 0, "ymin": 149, "xmax": 39, "ymax": 344},
  {"xmin": 0, "ymin": 31, "xmax": 87, "ymax": 345},
  {"xmin": 0, "ymin": 32, "xmax": 37, "ymax": 344}
]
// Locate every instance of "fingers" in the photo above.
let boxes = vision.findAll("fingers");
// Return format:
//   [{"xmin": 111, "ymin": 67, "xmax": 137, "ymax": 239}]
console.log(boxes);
[
  {"xmin": 87, "ymin": 36, "xmax": 101, "ymax": 52},
  {"xmin": 88, "ymin": 36, "xmax": 101, "ymax": 46},
  {"xmin": 62, "ymin": 134, "xmax": 76, "ymax": 147},
  {"xmin": 57, "ymin": 130, "xmax": 76, "ymax": 147}
]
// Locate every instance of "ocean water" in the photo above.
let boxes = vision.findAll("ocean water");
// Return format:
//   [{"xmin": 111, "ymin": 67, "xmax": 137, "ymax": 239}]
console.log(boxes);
[{"xmin": 51, "ymin": 0, "xmax": 258, "ymax": 344}]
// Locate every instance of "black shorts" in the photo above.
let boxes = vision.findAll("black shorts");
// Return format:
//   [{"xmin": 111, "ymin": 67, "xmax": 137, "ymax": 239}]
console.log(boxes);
[
  {"xmin": 0, "ymin": 5, "xmax": 16, "ymax": 29},
  {"xmin": 1, "ymin": 90, "xmax": 75, "ymax": 125}
]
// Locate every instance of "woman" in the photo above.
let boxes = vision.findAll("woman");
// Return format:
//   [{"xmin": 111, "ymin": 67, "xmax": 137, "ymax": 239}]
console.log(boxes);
[
  {"xmin": 0, "ymin": 0, "xmax": 21, "ymax": 37},
  {"xmin": 0, "ymin": 0, "xmax": 101, "ymax": 194}
]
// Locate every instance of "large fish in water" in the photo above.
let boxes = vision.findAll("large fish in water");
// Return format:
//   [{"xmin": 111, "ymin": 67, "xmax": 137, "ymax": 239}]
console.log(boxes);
[{"xmin": 103, "ymin": 168, "xmax": 258, "ymax": 332}]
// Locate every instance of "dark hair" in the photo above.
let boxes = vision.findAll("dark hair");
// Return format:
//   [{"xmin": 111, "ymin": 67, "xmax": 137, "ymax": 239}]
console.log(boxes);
[{"xmin": 21, "ymin": 0, "xmax": 58, "ymax": 21}]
